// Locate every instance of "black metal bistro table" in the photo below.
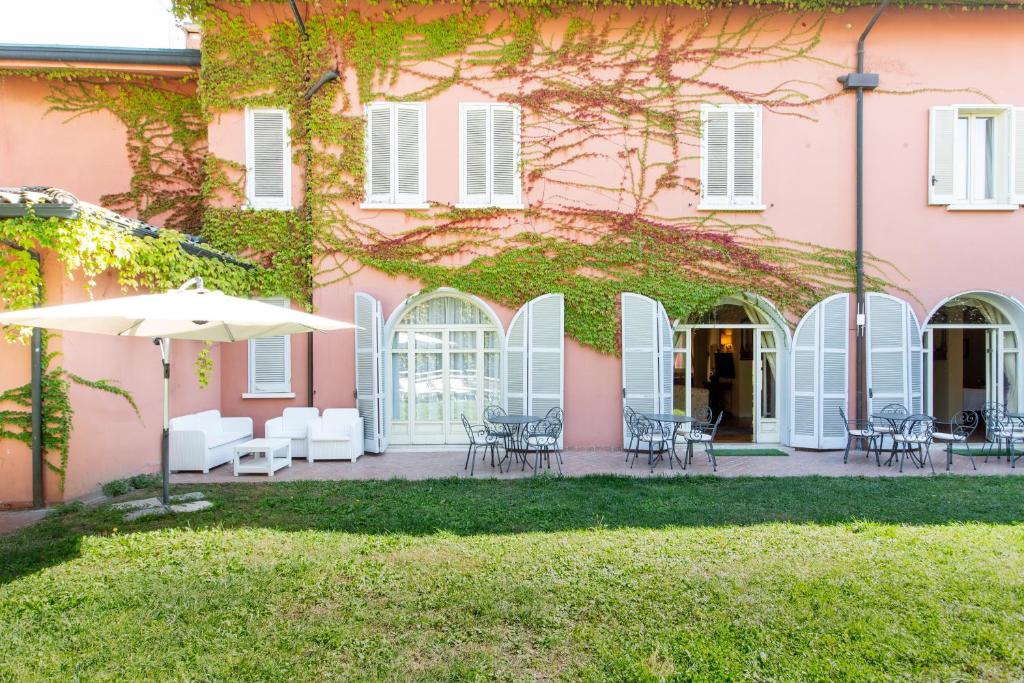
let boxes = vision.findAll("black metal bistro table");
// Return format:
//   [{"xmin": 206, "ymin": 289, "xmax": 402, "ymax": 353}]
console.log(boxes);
[
  {"xmin": 643, "ymin": 413, "xmax": 694, "ymax": 468},
  {"xmin": 488, "ymin": 414, "xmax": 541, "ymax": 469}
]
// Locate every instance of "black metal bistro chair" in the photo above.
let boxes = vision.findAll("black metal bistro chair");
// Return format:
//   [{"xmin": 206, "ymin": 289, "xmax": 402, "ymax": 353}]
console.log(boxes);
[
  {"xmin": 839, "ymin": 407, "xmax": 880, "ymax": 465},
  {"xmin": 932, "ymin": 410, "xmax": 979, "ymax": 471},
  {"xmin": 462, "ymin": 415, "xmax": 500, "ymax": 476},
  {"xmin": 986, "ymin": 409, "xmax": 1024, "ymax": 467},
  {"xmin": 682, "ymin": 411, "xmax": 723, "ymax": 471},
  {"xmin": 483, "ymin": 405, "xmax": 513, "ymax": 451},
  {"xmin": 981, "ymin": 403, "xmax": 1009, "ymax": 460},
  {"xmin": 627, "ymin": 415, "xmax": 671, "ymax": 472},
  {"xmin": 892, "ymin": 413, "xmax": 936, "ymax": 473},
  {"xmin": 525, "ymin": 416, "xmax": 563, "ymax": 475},
  {"xmin": 623, "ymin": 406, "xmax": 641, "ymax": 462}
]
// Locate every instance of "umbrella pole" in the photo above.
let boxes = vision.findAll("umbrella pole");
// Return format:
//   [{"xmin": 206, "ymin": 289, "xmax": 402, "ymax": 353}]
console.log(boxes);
[{"xmin": 156, "ymin": 338, "xmax": 171, "ymax": 506}]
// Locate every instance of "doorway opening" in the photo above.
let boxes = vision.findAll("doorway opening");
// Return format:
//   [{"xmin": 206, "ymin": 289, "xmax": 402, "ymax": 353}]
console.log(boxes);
[
  {"xmin": 925, "ymin": 295, "xmax": 1021, "ymax": 436},
  {"xmin": 673, "ymin": 300, "xmax": 782, "ymax": 443}
]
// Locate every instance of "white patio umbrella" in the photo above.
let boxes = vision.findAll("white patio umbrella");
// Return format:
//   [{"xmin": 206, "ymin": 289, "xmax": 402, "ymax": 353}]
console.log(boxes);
[{"xmin": 0, "ymin": 277, "xmax": 355, "ymax": 505}]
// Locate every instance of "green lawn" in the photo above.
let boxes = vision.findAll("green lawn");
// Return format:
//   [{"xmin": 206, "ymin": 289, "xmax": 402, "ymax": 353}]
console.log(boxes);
[{"xmin": 2, "ymin": 475, "xmax": 1024, "ymax": 681}]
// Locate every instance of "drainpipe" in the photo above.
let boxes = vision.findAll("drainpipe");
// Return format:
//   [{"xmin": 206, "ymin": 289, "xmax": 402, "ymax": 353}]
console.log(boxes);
[
  {"xmin": 2, "ymin": 241, "xmax": 44, "ymax": 507},
  {"xmin": 29, "ymin": 256, "xmax": 43, "ymax": 509},
  {"xmin": 838, "ymin": 0, "xmax": 890, "ymax": 419}
]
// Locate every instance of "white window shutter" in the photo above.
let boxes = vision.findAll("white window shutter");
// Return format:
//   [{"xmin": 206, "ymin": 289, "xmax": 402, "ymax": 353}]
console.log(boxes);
[
  {"xmin": 245, "ymin": 109, "xmax": 290, "ymax": 209},
  {"xmin": 491, "ymin": 105, "xmax": 520, "ymax": 207},
  {"xmin": 504, "ymin": 306, "xmax": 527, "ymax": 416},
  {"xmin": 928, "ymin": 106, "xmax": 957, "ymax": 205},
  {"xmin": 1012, "ymin": 107, "xmax": 1024, "ymax": 205},
  {"xmin": 394, "ymin": 103, "xmax": 426, "ymax": 205},
  {"xmin": 460, "ymin": 104, "xmax": 490, "ymax": 206},
  {"xmin": 731, "ymin": 107, "xmax": 761, "ymax": 205},
  {"xmin": 525, "ymin": 294, "xmax": 564, "ymax": 444},
  {"xmin": 790, "ymin": 303, "xmax": 819, "ymax": 448},
  {"xmin": 819, "ymin": 294, "xmax": 850, "ymax": 449},
  {"xmin": 658, "ymin": 302, "xmax": 674, "ymax": 415},
  {"xmin": 907, "ymin": 307, "xmax": 923, "ymax": 414},
  {"xmin": 354, "ymin": 292, "xmax": 386, "ymax": 453},
  {"xmin": 866, "ymin": 293, "xmax": 909, "ymax": 416},
  {"xmin": 790, "ymin": 294, "xmax": 849, "ymax": 449},
  {"xmin": 621, "ymin": 293, "xmax": 662, "ymax": 448},
  {"xmin": 248, "ymin": 298, "xmax": 291, "ymax": 393},
  {"xmin": 365, "ymin": 104, "xmax": 393, "ymax": 204},
  {"xmin": 702, "ymin": 108, "xmax": 730, "ymax": 203}
]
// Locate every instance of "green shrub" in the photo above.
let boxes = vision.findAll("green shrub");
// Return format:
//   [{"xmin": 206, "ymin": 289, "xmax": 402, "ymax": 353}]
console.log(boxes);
[
  {"xmin": 101, "ymin": 473, "xmax": 162, "ymax": 498},
  {"xmin": 127, "ymin": 474, "xmax": 161, "ymax": 490}
]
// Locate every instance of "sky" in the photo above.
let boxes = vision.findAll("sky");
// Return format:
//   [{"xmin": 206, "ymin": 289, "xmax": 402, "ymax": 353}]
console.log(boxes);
[{"xmin": 0, "ymin": 0, "xmax": 184, "ymax": 49}]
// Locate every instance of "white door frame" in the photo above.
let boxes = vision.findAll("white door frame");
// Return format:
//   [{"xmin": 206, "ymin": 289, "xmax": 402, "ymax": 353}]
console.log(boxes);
[
  {"xmin": 673, "ymin": 323, "xmax": 778, "ymax": 443},
  {"xmin": 922, "ymin": 322, "xmax": 1011, "ymax": 415}
]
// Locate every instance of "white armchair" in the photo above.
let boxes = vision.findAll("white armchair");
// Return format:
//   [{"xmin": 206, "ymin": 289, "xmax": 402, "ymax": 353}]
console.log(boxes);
[
  {"xmin": 169, "ymin": 410, "xmax": 253, "ymax": 473},
  {"xmin": 307, "ymin": 409, "xmax": 365, "ymax": 463},
  {"xmin": 265, "ymin": 407, "xmax": 319, "ymax": 461}
]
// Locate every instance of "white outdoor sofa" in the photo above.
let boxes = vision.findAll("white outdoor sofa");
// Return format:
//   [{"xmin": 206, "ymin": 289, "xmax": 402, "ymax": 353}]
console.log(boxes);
[
  {"xmin": 265, "ymin": 407, "xmax": 319, "ymax": 461},
  {"xmin": 169, "ymin": 410, "xmax": 253, "ymax": 473},
  {"xmin": 307, "ymin": 409, "xmax": 365, "ymax": 462}
]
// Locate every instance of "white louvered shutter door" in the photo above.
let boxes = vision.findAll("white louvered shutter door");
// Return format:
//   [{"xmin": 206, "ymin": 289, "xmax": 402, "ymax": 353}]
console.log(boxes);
[
  {"xmin": 1012, "ymin": 108, "xmax": 1024, "ymax": 205},
  {"xmin": 866, "ymin": 293, "xmax": 909, "ymax": 416},
  {"xmin": 928, "ymin": 106, "xmax": 956, "ymax": 205},
  {"xmin": 354, "ymin": 292, "xmax": 386, "ymax": 453},
  {"xmin": 819, "ymin": 294, "xmax": 850, "ymax": 449},
  {"xmin": 907, "ymin": 305, "xmax": 923, "ymax": 414},
  {"xmin": 526, "ymin": 294, "xmax": 564, "ymax": 445},
  {"xmin": 790, "ymin": 303, "xmax": 819, "ymax": 448},
  {"xmin": 731, "ymin": 107, "xmax": 760, "ymax": 206},
  {"xmin": 702, "ymin": 109, "xmax": 729, "ymax": 204},
  {"xmin": 252, "ymin": 335, "xmax": 290, "ymax": 393},
  {"xmin": 366, "ymin": 104, "xmax": 393, "ymax": 204},
  {"xmin": 505, "ymin": 305, "xmax": 528, "ymax": 416},
  {"xmin": 461, "ymin": 104, "xmax": 490, "ymax": 206},
  {"xmin": 491, "ymin": 105, "xmax": 520, "ymax": 207},
  {"xmin": 248, "ymin": 110, "xmax": 289, "ymax": 208},
  {"xmin": 658, "ymin": 302, "xmax": 674, "ymax": 414},
  {"xmin": 621, "ymin": 293, "xmax": 660, "ymax": 448},
  {"xmin": 395, "ymin": 103, "xmax": 425, "ymax": 205}
]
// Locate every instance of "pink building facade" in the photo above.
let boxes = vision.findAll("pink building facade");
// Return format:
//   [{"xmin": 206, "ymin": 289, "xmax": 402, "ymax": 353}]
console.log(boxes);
[{"xmin": 2, "ymin": 2, "xmax": 1024, "ymax": 505}]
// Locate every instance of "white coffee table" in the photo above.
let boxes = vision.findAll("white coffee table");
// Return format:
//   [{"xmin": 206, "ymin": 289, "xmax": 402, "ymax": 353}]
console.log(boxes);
[{"xmin": 233, "ymin": 438, "xmax": 292, "ymax": 477}]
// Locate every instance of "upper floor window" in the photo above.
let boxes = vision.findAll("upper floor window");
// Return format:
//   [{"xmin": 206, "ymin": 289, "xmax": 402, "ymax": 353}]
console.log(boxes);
[
  {"xmin": 699, "ymin": 104, "xmax": 763, "ymax": 211},
  {"xmin": 458, "ymin": 103, "xmax": 523, "ymax": 209},
  {"xmin": 929, "ymin": 105, "xmax": 1024, "ymax": 210},
  {"xmin": 362, "ymin": 102, "xmax": 427, "ymax": 209},
  {"xmin": 246, "ymin": 298, "xmax": 293, "ymax": 398},
  {"xmin": 245, "ymin": 108, "xmax": 291, "ymax": 210}
]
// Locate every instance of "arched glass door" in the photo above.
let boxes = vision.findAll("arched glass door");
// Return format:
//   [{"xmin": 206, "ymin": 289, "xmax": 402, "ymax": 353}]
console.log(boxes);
[
  {"xmin": 389, "ymin": 296, "xmax": 501, "ymax": 445},
  {"xmin": 923, "ymin": 295, "xmax": 1021, "ymax": 418}
]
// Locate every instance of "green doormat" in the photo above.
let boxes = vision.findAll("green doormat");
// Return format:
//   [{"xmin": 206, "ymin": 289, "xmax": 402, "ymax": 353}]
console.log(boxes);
[
  {"xmin": 951, "ymin": 447, "xmax": 1018, "ymax": 457},
  {"xmin": 711, "ymin": 448, "xmax": 788, "ymax": 457}
]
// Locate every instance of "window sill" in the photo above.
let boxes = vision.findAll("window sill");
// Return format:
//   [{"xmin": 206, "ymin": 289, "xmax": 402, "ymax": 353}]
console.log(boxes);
[
  {"xmin": 359, "ymin": 202, "xmax": 430, "ymax": 211},
  {"xmin": 453, "ymin": 203, "xmax": 526, "ymax": 210},
  {"xmin": 242, "ymin": 392, "xmax": 296, "ymax": 399},
  {"xmin": 244, "ymin": 203, "xmax": 293, "ymax": 211},
  {"xmin": 697, "ymin": 204, "xmax": 766, "ymax": 212},
  {"xmin": 945, "ymin": 203, "xmax": 1018, "ymax": 212}
]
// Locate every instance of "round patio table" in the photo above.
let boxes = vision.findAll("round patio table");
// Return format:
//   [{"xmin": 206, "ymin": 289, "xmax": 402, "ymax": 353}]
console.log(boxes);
[{"xmin": 487, "ymin": 415, "xmax": 541, "ymax": 467}]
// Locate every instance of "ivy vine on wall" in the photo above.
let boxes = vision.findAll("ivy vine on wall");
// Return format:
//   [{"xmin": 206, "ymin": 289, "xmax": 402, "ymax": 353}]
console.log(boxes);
[
  {"xmin": 0, "ymin": 209, "xmax": 263, "ymax": 490},
  {"xmin": 189, "ymin": 1, "xmax": 896, "ymax": 353}
]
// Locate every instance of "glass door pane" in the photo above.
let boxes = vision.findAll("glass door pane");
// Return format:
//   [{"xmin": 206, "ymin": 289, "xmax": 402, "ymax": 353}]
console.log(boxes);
[
  {"xmin": 484, "ymin": 352, "xmax": 501, "ymax": 408},
  {"xmin": 449, "ymin": 351, "xmax": 479, "ymax": 427}
]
